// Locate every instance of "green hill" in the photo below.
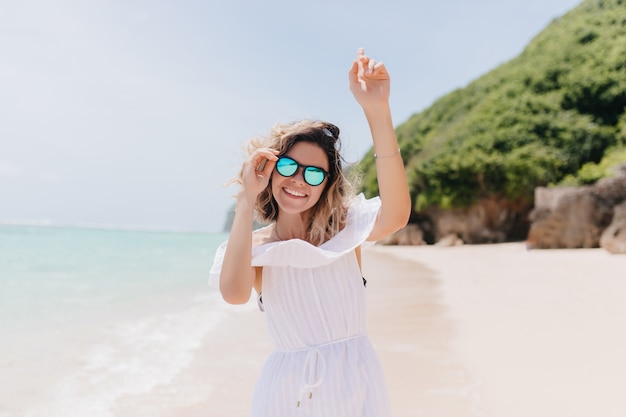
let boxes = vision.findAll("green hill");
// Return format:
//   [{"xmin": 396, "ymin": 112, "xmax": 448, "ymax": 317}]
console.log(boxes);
[{"xmin": 359, "ymin": 0, "xmax": 626, "ymax": 214}]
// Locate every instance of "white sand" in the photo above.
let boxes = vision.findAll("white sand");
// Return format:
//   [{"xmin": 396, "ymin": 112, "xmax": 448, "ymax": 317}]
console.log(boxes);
[
  {"xmin": 375, "ymin": 243, "xmax": 626, "ymax": 417},
  {"xmin": 104, "ymin": 243, "xmax": 626, "ymax": 417}
]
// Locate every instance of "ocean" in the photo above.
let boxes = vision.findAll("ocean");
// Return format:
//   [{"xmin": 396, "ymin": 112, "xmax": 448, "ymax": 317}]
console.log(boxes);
[{"xmin": 0, "ymin": 225, "xmax": 232, "ymax": 417}]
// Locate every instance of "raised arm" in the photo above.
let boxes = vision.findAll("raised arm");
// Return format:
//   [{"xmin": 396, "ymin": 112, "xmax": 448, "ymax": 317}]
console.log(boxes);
[
  {"xmin": 349, "ymin": 48, "xmax": 411, "ymax": 241},
  {"xmin": 219, "ymin": 148, "xmax": 278, "ymax": 304}
]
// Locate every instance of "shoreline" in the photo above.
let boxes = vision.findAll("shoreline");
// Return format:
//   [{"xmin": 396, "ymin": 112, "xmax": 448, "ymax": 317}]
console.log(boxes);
[
  {"xmin": 364, "ymin": 246, "xmax": 481, "ymax": 415},
  {"xmin": 188, "ymin": 243, "xmax": 626, "ymax": 416},
  {"xmin": 6, "ymin": 243, "xmax": 625, "ymax": 416},
  {"xmin": 169, "ymin": 246, "xmax": 481, "ymax": 416}
]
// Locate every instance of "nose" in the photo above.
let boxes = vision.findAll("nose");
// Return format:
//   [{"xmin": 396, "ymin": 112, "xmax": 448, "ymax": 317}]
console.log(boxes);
[{"xmin": 291, "ymin": 167, "xmax": 306, "ymax": 184}]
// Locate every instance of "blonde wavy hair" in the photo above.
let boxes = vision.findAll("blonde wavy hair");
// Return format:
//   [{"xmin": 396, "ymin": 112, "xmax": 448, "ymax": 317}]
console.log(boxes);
[{"xmin": 240, "ymin": 120, "xmax": 355, "ymax": 246}]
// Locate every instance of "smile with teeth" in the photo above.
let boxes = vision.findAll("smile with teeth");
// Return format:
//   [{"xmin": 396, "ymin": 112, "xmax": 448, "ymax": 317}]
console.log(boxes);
[{"xmin": 283, "ymin": 187, "xmax": 307, "ymax": 198}]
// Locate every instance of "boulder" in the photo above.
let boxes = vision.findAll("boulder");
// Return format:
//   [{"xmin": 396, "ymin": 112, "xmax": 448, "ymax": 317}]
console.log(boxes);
[
  {"xmin": 435, "ymin": 233, "xmax": 464, "ymax": 247},
  {"xmin": 379, "ymin": 196, "xmax": 532, "ymax": 246},
  {"xmin": 378, "ymin": 224, "xmax": 425, "ymax": 246},
  {"xmin": 528, "ymin": 165, "xmax": 626, "ymax": 249},
  {"xmin": 424, "ymin": 196, "xmax": 532, "ymax": 244},
  {"xmin": 528, "ymin": 188, "xmax": 613, "ymax": 248},
  {"xmin": 600, "ymin": 202, "xmax": 626, "ymax": 254}
]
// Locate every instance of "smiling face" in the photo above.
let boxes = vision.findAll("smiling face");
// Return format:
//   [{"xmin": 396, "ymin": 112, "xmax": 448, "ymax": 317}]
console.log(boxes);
[{"xmin": 271, "ymin": 141, "xmax": 330, "ymax": 216}]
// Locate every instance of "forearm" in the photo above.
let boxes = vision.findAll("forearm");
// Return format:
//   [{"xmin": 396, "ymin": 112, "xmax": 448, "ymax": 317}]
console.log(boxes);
[
  {"xmin": 219, "ymin": 194, "xmax": 256, "ymax": 304},
  {"xmin": 363, "ymin": 104, "xmax": 398, "ymax": 158},
  {"xmin": 363, "ymin": 104, "xmax": 411, "ymax": 230}
]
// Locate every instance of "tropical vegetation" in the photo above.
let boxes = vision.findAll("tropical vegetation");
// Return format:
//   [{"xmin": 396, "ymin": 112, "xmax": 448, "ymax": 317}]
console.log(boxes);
[{"xmin": 359, "ymin": 0, "xmax": 626, "ymax": 212}]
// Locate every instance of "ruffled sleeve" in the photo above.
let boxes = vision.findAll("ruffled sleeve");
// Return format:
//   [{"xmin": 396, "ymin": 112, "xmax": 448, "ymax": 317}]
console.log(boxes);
[
  {"xmin": 251, "ymin": 193, "xmax": 380, "ymax": 268},
  {"xmin": 208, "ymin": 193, "xmax": 381, "ymax": 287}
]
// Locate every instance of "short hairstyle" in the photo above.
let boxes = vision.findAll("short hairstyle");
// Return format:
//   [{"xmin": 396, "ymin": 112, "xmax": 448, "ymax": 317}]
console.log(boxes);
[{"xmin": 241, "ymin": 120, "xmax": 355, "ymax": 245}]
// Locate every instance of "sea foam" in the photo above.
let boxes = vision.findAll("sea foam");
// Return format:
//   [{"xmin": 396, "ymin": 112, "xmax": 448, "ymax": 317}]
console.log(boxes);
[{"xmin": 22, "ymin": 292, "xmax": 229, "ymax": 417}]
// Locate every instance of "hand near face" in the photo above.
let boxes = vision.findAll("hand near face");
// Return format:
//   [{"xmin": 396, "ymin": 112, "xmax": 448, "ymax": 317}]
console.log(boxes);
[{"xmin": 241, "ymin": 148, "xmax": 279, "ymax": 201}]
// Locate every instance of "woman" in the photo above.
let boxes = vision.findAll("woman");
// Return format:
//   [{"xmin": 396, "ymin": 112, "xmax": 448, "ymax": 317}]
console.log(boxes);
[{"xmin": 210, "ymin": 48, "xmax": 411, "ymax": 417}]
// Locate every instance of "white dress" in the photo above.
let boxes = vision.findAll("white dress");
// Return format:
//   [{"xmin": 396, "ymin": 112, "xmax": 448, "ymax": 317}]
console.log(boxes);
[{"xmin": 210, "ymin": 194, "xmax": 392, "ymax": 417}]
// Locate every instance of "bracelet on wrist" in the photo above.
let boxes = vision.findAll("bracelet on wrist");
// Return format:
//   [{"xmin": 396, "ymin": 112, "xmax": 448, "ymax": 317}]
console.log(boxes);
[{"xmin": 374, "ymin": 147, "xmax": 401, "ymax": 159}]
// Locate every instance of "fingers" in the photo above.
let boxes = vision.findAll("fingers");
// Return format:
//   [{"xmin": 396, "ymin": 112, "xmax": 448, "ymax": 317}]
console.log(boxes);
[
  {"xmin": 367, "ymin": 57, "xmax": 376, "ymax": 74},
  {"xmin": 352, "ymin": 48, "xmax": 386, "ymax": 78},
  {"xmin": 248, "ymin": 148, "xmax": 278, "ymax": 180},
  {"xmin": 357, "ymin": 48, "xmax": 370, "ymax": 73},
  {"xmin": 362, "ymin": 58, "xmax": 386, "ymax": 77},
  {"xmin": 251, "ymin": 148, "xmax": 278, "ymax": 168},
  {"xmin": 348, "ymin": 60, "xmax": 358, "ymax": 85},
  {"xmin": 259, "ymin": 154, "xmax": 277, "ymax": 178},
  {"xmin": 372, "ymin": 61, "xmax": 388, "ymax": 78},
  {"xmin": 349, "ymin": 47, "xmax": 367, "ymax": 82}
]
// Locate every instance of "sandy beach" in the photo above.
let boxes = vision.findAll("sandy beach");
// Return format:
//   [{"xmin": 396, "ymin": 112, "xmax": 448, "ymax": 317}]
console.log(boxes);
[
  {"xmin": 170, "ymin": 243, "xmax": 626, "ymax": 417},
  {"xmin": 7, "ymin": 239, "xmax": 624, "ymax": 417},
  {"xmin": 375, "ymin": 243, "xmax": 626, "ymax": 417}
]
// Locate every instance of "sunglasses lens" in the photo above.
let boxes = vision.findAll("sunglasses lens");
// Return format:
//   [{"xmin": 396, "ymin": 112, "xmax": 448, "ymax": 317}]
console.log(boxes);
[
  {"xmin": 276, "ymin": 157, "xmax": 298, "ymax": 177},
  {"xmin": 304, "ymin": 167, "xmax": 325, "ymax": 186},
  {"xmin": 276, "ymin": 157, "xmax": 326, "ymax": 186}
]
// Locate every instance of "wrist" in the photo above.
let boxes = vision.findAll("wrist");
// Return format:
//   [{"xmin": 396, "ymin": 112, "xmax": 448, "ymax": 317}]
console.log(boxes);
[
  {"xmin": 236, "ymin": 191, "xmax": 257, "ymax": 211},
  {"xmin": 361, "ymin": 103, "xmax": 392, "ymax": 121},
  {"xmin": 360, "ymin": 100, "xmax": 391, "ymax": 112},
  {"xmin": 362, "ymin": 105, "xmax": 394, "ymax": 134}
]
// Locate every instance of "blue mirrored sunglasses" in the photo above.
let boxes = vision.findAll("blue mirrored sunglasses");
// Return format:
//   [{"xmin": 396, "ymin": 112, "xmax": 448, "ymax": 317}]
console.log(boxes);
[{"xmin": 275, "ymin": 156, "xmax": 329, "ymax": 186}]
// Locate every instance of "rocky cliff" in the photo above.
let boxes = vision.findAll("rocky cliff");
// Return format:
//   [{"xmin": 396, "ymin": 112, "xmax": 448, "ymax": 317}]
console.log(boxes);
[{"xmin": 528, "ymin": 165, "xmax": 626, "ymax": 253}]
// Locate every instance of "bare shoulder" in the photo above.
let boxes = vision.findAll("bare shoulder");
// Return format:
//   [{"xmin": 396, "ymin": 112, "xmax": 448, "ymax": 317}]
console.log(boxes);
[{"xmin": 252, "ymin": 224, "xmax": 278, "ymax": 247}]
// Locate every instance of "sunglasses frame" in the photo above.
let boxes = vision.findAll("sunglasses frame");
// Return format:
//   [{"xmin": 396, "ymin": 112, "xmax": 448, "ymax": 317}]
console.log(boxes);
[{"xmin": 275, "ymin": 156, "xmax": 329, "ymax": 186}]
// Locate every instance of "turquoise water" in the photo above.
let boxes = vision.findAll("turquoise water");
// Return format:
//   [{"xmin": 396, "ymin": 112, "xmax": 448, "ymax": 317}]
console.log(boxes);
[
  {"xmin": 0, "ymin": 225, "xmax": 231, "ymax": 417},
  {"xmin": 0, "ymin": 225, "xmax": 226, "ymax": 327}
]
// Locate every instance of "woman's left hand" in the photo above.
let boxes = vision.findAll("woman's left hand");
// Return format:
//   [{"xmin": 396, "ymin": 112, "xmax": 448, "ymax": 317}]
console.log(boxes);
[{"xmin": 349, "ymin": 48, "xmax": 390, "ymax": 108}]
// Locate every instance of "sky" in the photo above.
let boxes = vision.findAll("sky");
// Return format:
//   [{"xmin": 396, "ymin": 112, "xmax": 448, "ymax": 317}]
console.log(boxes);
[{"xmin": 0, "ymin": 0, "xmax": 583, "ymax": 233}]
